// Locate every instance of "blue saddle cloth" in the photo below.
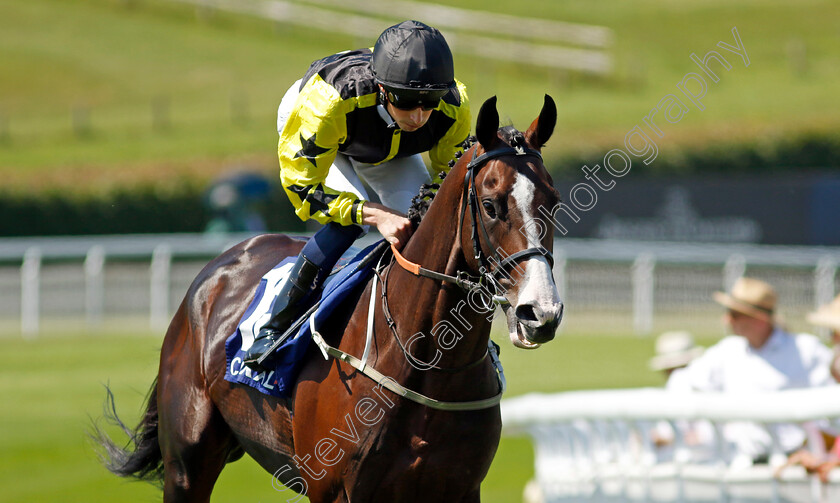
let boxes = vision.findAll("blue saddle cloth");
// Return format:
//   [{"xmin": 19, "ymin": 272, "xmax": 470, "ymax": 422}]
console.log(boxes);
[{"xmin": 224, "ymin": 240, "xmax": 387, "ymax": 398}]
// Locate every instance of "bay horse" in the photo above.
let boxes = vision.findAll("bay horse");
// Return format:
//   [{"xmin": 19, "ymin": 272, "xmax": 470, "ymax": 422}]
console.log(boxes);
[{"xmin": 95, "ymin": 95, "xmax": 564, "ymax": 502}]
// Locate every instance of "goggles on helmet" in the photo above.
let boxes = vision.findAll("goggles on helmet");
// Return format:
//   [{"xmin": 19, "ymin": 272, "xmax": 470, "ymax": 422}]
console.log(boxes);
[{"xmin": 384, "ymin": 86, "xmax": 447, "ymax": 112}]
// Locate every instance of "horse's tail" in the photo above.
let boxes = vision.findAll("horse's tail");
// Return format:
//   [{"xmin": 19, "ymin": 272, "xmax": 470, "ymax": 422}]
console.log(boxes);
[{"xmin": 91, "ymin": 379, "xmax": 164, "ymax": 486}]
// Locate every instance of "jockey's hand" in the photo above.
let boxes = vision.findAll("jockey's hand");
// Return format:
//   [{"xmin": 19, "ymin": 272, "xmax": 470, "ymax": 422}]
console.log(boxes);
[{"xmin": 362, "ymin": 202, "xmax": 413, "ymax": 249}]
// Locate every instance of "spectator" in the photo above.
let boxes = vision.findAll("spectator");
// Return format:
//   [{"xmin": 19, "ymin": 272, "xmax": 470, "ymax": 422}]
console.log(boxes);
[
  {"xmin": 649, "ymin": 331, "xmax": 713, "ymax": 461},
  {"xmin": 683, "ymin": 277, "xmax": 835, "ymax": 467},
  {"xmin": 808, "ymin": 293, "xmax": 840, "ymax": 381},
  {"xmin": 778, "ymin": 293, "xmax": 840, "ymax": 481},
  {"xmin": 649, "ymin": 330, "xmax": 704, "ymax": 384}
]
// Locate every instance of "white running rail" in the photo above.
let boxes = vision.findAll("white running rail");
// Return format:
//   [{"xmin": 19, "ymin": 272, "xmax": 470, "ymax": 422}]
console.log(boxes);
[{"xmin": 502, "ymin": 387, "xmax": 840, "ymax": 503}]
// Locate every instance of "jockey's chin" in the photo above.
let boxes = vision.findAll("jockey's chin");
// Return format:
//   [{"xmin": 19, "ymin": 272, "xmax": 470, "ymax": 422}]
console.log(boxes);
[
  {"xmin": 395, "ymin": 117, "xmax": 429, "ymax": 132},
  {"xmin": 398, "ymin": 122, "xmax": 423, "ymax": 132},
  {"xmin": 387, "ymin": 105, "xmax": 432, "ymax": 132}
]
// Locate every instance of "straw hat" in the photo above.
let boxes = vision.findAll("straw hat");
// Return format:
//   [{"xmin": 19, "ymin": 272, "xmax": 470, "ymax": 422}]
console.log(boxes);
[
  {"xmin": 649, "ymin": 331, "xmax": 704, "ymax": 371},
  {"xmin": 807, "ymin": 294, "xmax": 840, "ymax": 332},
  {"xmin": 713, "ymin": 277, "xmax": 776, "ymax": 322}
]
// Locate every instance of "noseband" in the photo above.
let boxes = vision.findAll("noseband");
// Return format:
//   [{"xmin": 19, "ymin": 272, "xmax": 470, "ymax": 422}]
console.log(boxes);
[{"xmin": 392, "ymin": 142, "xmax": 555, "ymax": 301}]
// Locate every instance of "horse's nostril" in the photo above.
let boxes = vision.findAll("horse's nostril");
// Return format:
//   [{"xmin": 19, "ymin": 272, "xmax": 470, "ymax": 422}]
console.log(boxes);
[{"xmin": 515, "ymin": 304, "xmax": 539, "ymax": 323}]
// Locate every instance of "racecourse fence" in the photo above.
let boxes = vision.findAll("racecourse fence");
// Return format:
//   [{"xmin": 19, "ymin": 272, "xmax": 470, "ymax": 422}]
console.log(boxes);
[
  {"xmin": 0, "ymin": 233, "xmax": 838, "ymax": 337},
  {"xmin": 501, "ymin": 387, "xmax": 840, "ymax": 503},
  {"xmin": 169, "ymin": 0, "xmax": 613, "ymax": 74}
]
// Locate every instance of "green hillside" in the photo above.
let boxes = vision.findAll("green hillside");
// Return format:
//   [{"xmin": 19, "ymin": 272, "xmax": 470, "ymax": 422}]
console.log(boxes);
[{"xmin": 1, "ymin": 0, "xmax": 838, "ymax": 194}]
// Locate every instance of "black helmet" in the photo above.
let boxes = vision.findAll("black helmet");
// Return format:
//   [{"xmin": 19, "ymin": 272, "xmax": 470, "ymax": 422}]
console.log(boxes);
[{"xmin": 372, "ymin": 20, "xmax": 455, "ymax": 100}]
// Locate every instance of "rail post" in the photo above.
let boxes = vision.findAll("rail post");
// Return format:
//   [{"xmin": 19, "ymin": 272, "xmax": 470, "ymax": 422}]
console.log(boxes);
[
  {"xmin": 633, "ymin": 252, "xmax": 655, "ymax": 335},
  {"xmin": 814, "ymin": 256, "xmax": 837, "ymax": 340},
  {"xmin": 85, "ymin": 245, "xmax": 105, "ymax": 328},
  {"xmin": 723, "ymin": 254, "xmax": 746, "ymax": 292},
  {"xmin": 150, "ymin": 244, "xmax": 172, "ymax": 331},
  {"xmin": 21, "ymin": 247, "xmax": 41, "ymax": 338}
]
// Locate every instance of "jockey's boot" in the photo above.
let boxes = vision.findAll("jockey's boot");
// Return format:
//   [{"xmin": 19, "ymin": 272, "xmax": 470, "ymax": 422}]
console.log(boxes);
[{"xmin": 243, "ymin": 254, "xmax": 322, "ymax": 370}]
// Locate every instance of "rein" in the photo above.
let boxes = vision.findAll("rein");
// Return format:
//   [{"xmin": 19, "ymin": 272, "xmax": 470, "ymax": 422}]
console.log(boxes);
[
  {"xmin": 309, "ymin": 252, "xmax": 507, "ymax": 411},
  {"xmin": 379, "ymin": 257, "xmax": 489, "ymax": 373}
]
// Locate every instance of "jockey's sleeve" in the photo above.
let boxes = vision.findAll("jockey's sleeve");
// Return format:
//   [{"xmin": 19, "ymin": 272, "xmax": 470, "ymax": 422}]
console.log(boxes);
[
  {"xmin": 428, "ymin": 80, "xmax": 471, "ymax": 185},
  {"xmin": 278, "ymin": 76, "xmax": 365, "ymax": 226}
]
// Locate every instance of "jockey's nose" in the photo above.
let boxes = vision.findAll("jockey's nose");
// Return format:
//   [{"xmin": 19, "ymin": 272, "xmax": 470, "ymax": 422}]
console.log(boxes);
[{"xmin": 409, "ymin": 108, "xmax": 424, "ymax": 123}]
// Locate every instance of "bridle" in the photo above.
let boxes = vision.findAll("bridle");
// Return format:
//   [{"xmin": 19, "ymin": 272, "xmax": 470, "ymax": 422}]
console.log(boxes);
[
  {"xmin": 392, "ymin": 140, "xmax": 555, "ymax": 301},
  {"xmin": 309, "ymin": 140, "xmax": 558, "ymax": 410},
  {"xmin": 461, "ymin": 142, "xmax": 555, "ymax": 289},
  {"xmin": 384, "ymin": 140, "xmax": 555, "ymax": 370}
]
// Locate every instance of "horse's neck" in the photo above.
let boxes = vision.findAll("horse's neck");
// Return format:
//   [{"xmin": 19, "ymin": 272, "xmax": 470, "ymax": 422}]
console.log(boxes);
[{"xmin": 385, "ymin": 167, "xmax": 493, "ymax": 370}]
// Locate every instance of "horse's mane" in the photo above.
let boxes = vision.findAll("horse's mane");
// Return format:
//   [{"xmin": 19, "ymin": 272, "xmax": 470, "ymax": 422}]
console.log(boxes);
[
  {"xmin": 406, "ymin": 183, "xmax": 440, "ymax": 229},
  {"xmin": 406, "ymin": 134, "xmax": 471, "ymax": 227},
  {"xmin": 406, "ymin": 126, "xmax": 526, "ymax": 228}
]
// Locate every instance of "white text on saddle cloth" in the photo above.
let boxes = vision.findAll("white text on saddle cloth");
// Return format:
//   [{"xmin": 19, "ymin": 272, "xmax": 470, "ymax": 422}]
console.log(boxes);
[{"xmin": 238, "ymin": 260, "xmax": 296, "ymax": 351}]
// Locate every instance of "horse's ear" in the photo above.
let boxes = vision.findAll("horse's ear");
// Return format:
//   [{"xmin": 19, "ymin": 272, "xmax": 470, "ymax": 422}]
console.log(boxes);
[
  {"xmin": 525, "ymin": 94, "xmax": 557, "ymax": 149},
  {"xmin": 475, "ymin": 96, "xmax": 500, "ymax": 149}
]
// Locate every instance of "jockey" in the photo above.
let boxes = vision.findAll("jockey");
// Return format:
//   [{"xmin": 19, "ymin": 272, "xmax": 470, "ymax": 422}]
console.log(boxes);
[{"xmin": 243, "ymin": 20, "xmax": 471, "ymax": 368}]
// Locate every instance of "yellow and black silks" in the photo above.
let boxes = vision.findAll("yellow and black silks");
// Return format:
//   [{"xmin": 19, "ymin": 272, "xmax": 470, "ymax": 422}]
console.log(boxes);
[{"xmin": 278, "ymin": 48, "xmax": 470, "ymax": 226}]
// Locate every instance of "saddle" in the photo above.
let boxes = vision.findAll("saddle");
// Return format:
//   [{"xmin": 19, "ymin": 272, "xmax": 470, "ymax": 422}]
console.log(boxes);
[{"xmin": 223, "ymin": 240, "xmax": 389, "ymax": 397}]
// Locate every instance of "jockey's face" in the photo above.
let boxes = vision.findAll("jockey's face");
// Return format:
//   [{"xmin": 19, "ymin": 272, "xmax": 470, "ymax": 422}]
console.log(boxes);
[
  {"xmin": 385, "ymin": 101, "xmax": 433, "ymax": 132},
  {"xmin": 381, "ymin": 86, "xmax": 434, "ymax": 132}
]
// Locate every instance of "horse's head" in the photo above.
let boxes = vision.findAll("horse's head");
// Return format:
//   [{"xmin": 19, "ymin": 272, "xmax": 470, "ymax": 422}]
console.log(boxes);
[{"xmin": 461, "ymin": 95, "xmax": 564, "ymax": 349}]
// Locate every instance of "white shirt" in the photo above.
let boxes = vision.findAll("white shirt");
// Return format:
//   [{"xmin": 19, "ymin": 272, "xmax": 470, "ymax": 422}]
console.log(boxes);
[
  {"xmin": 665, "ymin": 366, "xmax": 693, "ymax": 393},
  {"xmin": 683, "ymin": 327, "xmax": 835, "ymax": 460},
  {"xmin": 653, "ymin": 368, "xmax": 716, "ymax": 463}
]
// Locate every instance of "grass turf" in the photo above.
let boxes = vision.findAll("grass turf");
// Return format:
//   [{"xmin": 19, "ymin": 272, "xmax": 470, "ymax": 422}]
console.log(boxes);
[{"xmin": 0, "ymin": 329, "xmax": 718, "ymax": 502}]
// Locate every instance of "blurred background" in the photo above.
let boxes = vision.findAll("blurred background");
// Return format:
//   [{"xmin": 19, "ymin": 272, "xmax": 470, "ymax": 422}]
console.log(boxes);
[{"xmin": 1, "ymin": 0, "xmax": 839, "ymax": 501}]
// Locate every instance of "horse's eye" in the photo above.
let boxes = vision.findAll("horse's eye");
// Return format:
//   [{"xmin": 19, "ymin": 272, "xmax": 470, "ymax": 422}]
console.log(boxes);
[{"xmin": 482, "ymin": 200, "xmax": 497, "ymax": 219}]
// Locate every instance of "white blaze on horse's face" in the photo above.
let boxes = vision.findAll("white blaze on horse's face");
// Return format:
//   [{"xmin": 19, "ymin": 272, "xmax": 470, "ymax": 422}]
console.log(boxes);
[{"xmin": 505, "ymin": 170, "xmax": 564, "ymax": 349}]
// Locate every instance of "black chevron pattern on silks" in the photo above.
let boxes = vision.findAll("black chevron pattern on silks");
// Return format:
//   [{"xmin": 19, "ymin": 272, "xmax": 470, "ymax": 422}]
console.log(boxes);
[
  {"xmin": 286, "ymin": 183, "xmax": 338, "ymax": 217},
  {"xmin": 293, "ymin": 132, "xmax": 330, "ymax": 168}
]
